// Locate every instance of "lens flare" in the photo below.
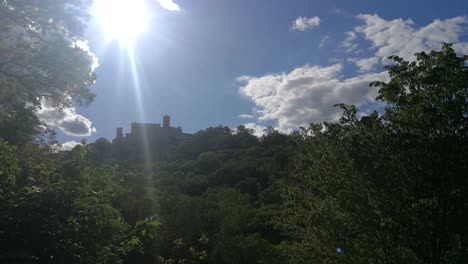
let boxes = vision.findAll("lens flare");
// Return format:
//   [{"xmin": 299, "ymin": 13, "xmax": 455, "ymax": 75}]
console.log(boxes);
[{"xmin": 94, "ymin": 0, "xmax": 149, "ymax": 46}]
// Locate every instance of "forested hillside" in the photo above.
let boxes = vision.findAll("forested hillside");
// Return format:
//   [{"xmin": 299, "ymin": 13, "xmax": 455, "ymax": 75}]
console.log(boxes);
[
  {"xmin": 2, "ymin": 45, "xmax": 468, "ymax": 263},
  {"xmin": 1, "ymin": 1, "xmax": 467, "ymax": 263}
]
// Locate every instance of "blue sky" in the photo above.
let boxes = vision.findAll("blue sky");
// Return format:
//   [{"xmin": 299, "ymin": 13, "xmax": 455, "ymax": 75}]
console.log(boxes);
[{"xmin": 47, "ymin": 0, "xmax": 467, "ymax": 146}]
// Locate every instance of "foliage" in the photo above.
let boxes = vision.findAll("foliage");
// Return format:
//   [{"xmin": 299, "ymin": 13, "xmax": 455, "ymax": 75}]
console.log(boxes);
[
  {"xmin": 1, "ymin": 12, "xmax": 466, "ymax": 263},
  {"xmin": 0, "ymin": 0, "xmax": 96, "ymax": 144},
  {"xmin": 0, "ymin": 141, "xmax": 133, "ymax": 263},
  {"xmin": 275, "ymin": 44, "xmax": 468, "ymax": 263},
  {"xmin": 110, "ymin": 128, "xmax": 296, "ymax": 263}
]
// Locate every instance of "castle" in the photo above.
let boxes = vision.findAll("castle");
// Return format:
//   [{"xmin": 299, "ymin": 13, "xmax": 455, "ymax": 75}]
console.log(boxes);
[
  {"xmin": 106, "ymin": 115, "xmax": 191, "ymax": 160},
  {"xmin": 112, "ymin": 115, "xmax": 188, "ymax": 145}
]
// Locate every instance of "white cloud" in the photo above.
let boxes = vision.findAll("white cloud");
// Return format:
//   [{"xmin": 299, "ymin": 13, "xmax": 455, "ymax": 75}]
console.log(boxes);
[
  {"xmin": 36, "ymin": 99, "xmax": 96, "ymax": 137},
  {"xmin": 340, "ymin": 31, "xmax": 359, "ymax": 53},
  {"xmin": 354, "ymin": 14, "xmax": 468, "ymax": 62},
  {"xmin": 341, "ymin": 15, "xmax": 468, "ymax": 75},
  {"xmin": 355, "ymin": 57, "xmax": 380, "ymax": 72},
  {"xmin": 74, "ymin": 40, "xmax": 99, "ymax": 71},
  {"xmin": 319, "ymin": 35, "xmax": 330, "ymax": 48},
  {"xmin": 60, "ymin": 141, "xmax": 82, "ymax": 151},
  {"xmin": 292, "ymin": 16, "xmax": 320, "ymax": 31},
  {"xmin": 240, "ymin": 14, "xmax": 468, "ymax": 132},
  {"xmin": 243, "ymin": 123, "xmax": 267, "ymax": 137},
  {"xmin": 239, "ymin": 114, "xmax": 255, "ymax": 119},
  {"xmin": 156, "ymin": 0, "xmax": 180, "ymax": 11},
  {"xmin": 239, "ymin": 64, "xmax": 389, "ymax": 131}
]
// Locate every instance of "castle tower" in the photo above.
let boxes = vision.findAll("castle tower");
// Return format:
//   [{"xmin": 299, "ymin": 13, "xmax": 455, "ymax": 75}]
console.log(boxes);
[
  {"xmin": 163, "ymin": 115, "xmax": 170, "ymax": 129},
  {"xmin": 116, "ymin": 127, "xmax": 123, "ymax": 139}
]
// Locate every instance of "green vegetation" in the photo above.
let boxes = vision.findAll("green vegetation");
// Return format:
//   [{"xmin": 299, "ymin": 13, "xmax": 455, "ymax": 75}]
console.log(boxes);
[
  {"xmin": 0, "ymin": 0, "xmax": 96, "ymax": 145},
  {"xmin": 1, "ymin": 2, "xmax": 467, "ymax": 263},
  {"xmin": 275, "ymin": 45, "xmax": 468, "ymax": 264}
]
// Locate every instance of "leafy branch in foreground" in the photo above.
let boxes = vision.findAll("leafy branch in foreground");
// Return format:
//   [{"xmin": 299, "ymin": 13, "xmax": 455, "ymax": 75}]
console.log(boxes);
[
  {"xmin": 275, "ymin": 43, "xmax": 468, "ymax": 264},
  {"xmin": 0, "ymin": 0, "xmax": 96, "ymax": 144}
]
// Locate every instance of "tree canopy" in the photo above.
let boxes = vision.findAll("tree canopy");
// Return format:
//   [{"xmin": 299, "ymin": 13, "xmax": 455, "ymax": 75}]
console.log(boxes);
[
  {"xmin": 275, "ymin": 43, "xmax": 468, "ymax": 264},
  {"xmin": 0, "ymin": 0, "xmax": 96, "ymax": 144}
]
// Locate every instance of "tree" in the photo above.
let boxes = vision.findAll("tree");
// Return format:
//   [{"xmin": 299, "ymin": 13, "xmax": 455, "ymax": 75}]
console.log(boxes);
[
  {"xmin": 0, "ymin": 0, "xmax": 96, "ymax": 144},
  {"xmin": 275, "ymin": 44, "xmax": 468, "ymax": 263},
  {"xmin": 370, "ymin": 43, "xmax": 468, "ymax": 263},
  {"xmin": 0, "ymin": 140, "xmax": 133, "ymax": 263},
  {"xmin": 371, "ymin": 43, "xmax": 468, "ymax": 136}
]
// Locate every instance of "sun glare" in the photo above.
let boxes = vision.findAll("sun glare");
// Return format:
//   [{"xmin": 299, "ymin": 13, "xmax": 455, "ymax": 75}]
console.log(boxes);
[{"xmin": 94, "ymin": 0, "xmax": 149, "ymax": 46}]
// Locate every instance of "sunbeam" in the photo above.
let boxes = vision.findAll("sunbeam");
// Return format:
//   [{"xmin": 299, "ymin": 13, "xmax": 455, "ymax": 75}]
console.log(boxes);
[
  {"xmin": 127, "ymin": 47, "xmax": 154, "ymax": 166},
  {"xmin": 93, "ymin": 0, "xmax": 149, "ymax": 47}
]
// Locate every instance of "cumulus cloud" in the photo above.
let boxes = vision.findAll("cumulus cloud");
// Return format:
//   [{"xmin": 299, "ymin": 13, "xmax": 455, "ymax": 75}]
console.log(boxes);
[
  {"xmin": 243, "ymin": 123, "xmax": 267, "ymax": 137},
  {"xmin": 354, "ymin": 57, "xmax": 380, "ymax": 72},
  {"xmin": 60, "ymin": 141, "xmax": 82, "ymax": 151},
  {"xmin": 292, "ymin": 16, "xmax": 320, "ymax": 31},
  {"xmin": 238, "ymin": 64, "xmax": 389, "ymax": 131},
  {"xmin": 357, "ymin": 15, "xmax": 468, "ymax": 58},
  {"xmin": 156, "ymin": 0, "xmax": 180, "ymax": 11},
  {"xmin": 35, "ymin": 99, "xmax": 96, "ymax": 137},
  {"xmin": 347, "ymin": 15, "xmax": 468, "ymax": 68},
  {"xmin": 74, "ymin": 40, "xmax": 99, "ymax": 71},
  {"xmin": 239, "ymin": 14, "xmax": 468, "ymax": 132}
]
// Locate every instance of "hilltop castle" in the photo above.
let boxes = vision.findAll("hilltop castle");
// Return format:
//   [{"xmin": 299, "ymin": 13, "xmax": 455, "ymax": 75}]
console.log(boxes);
[
  {"xmin": 108, "ymin": 115, "xmax": 191, "ymax": 160},
  {"xmin": 112, "ymin": 115, "xmax": 189, "ymax": 145}
]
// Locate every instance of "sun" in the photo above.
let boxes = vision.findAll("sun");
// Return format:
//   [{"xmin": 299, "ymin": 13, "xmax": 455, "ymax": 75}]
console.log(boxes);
[{"xmin": 94, "ymin": 0, "xmax": 149, "ymax": 45}]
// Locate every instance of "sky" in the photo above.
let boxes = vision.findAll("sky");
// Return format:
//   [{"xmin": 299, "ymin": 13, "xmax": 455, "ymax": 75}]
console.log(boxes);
[{"xmin": 46, "ymin": 0, "xmax": 468, "ymax": 147}]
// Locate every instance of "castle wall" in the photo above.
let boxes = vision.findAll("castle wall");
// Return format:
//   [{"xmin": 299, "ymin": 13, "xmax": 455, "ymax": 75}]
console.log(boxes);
[
  {"xmin": 109, "ymin": 116, "xmax": 191, "ymax": 161},
  {"xmin": 114, "ymin": 117, "xmax": 185, "ymax": 144}
]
